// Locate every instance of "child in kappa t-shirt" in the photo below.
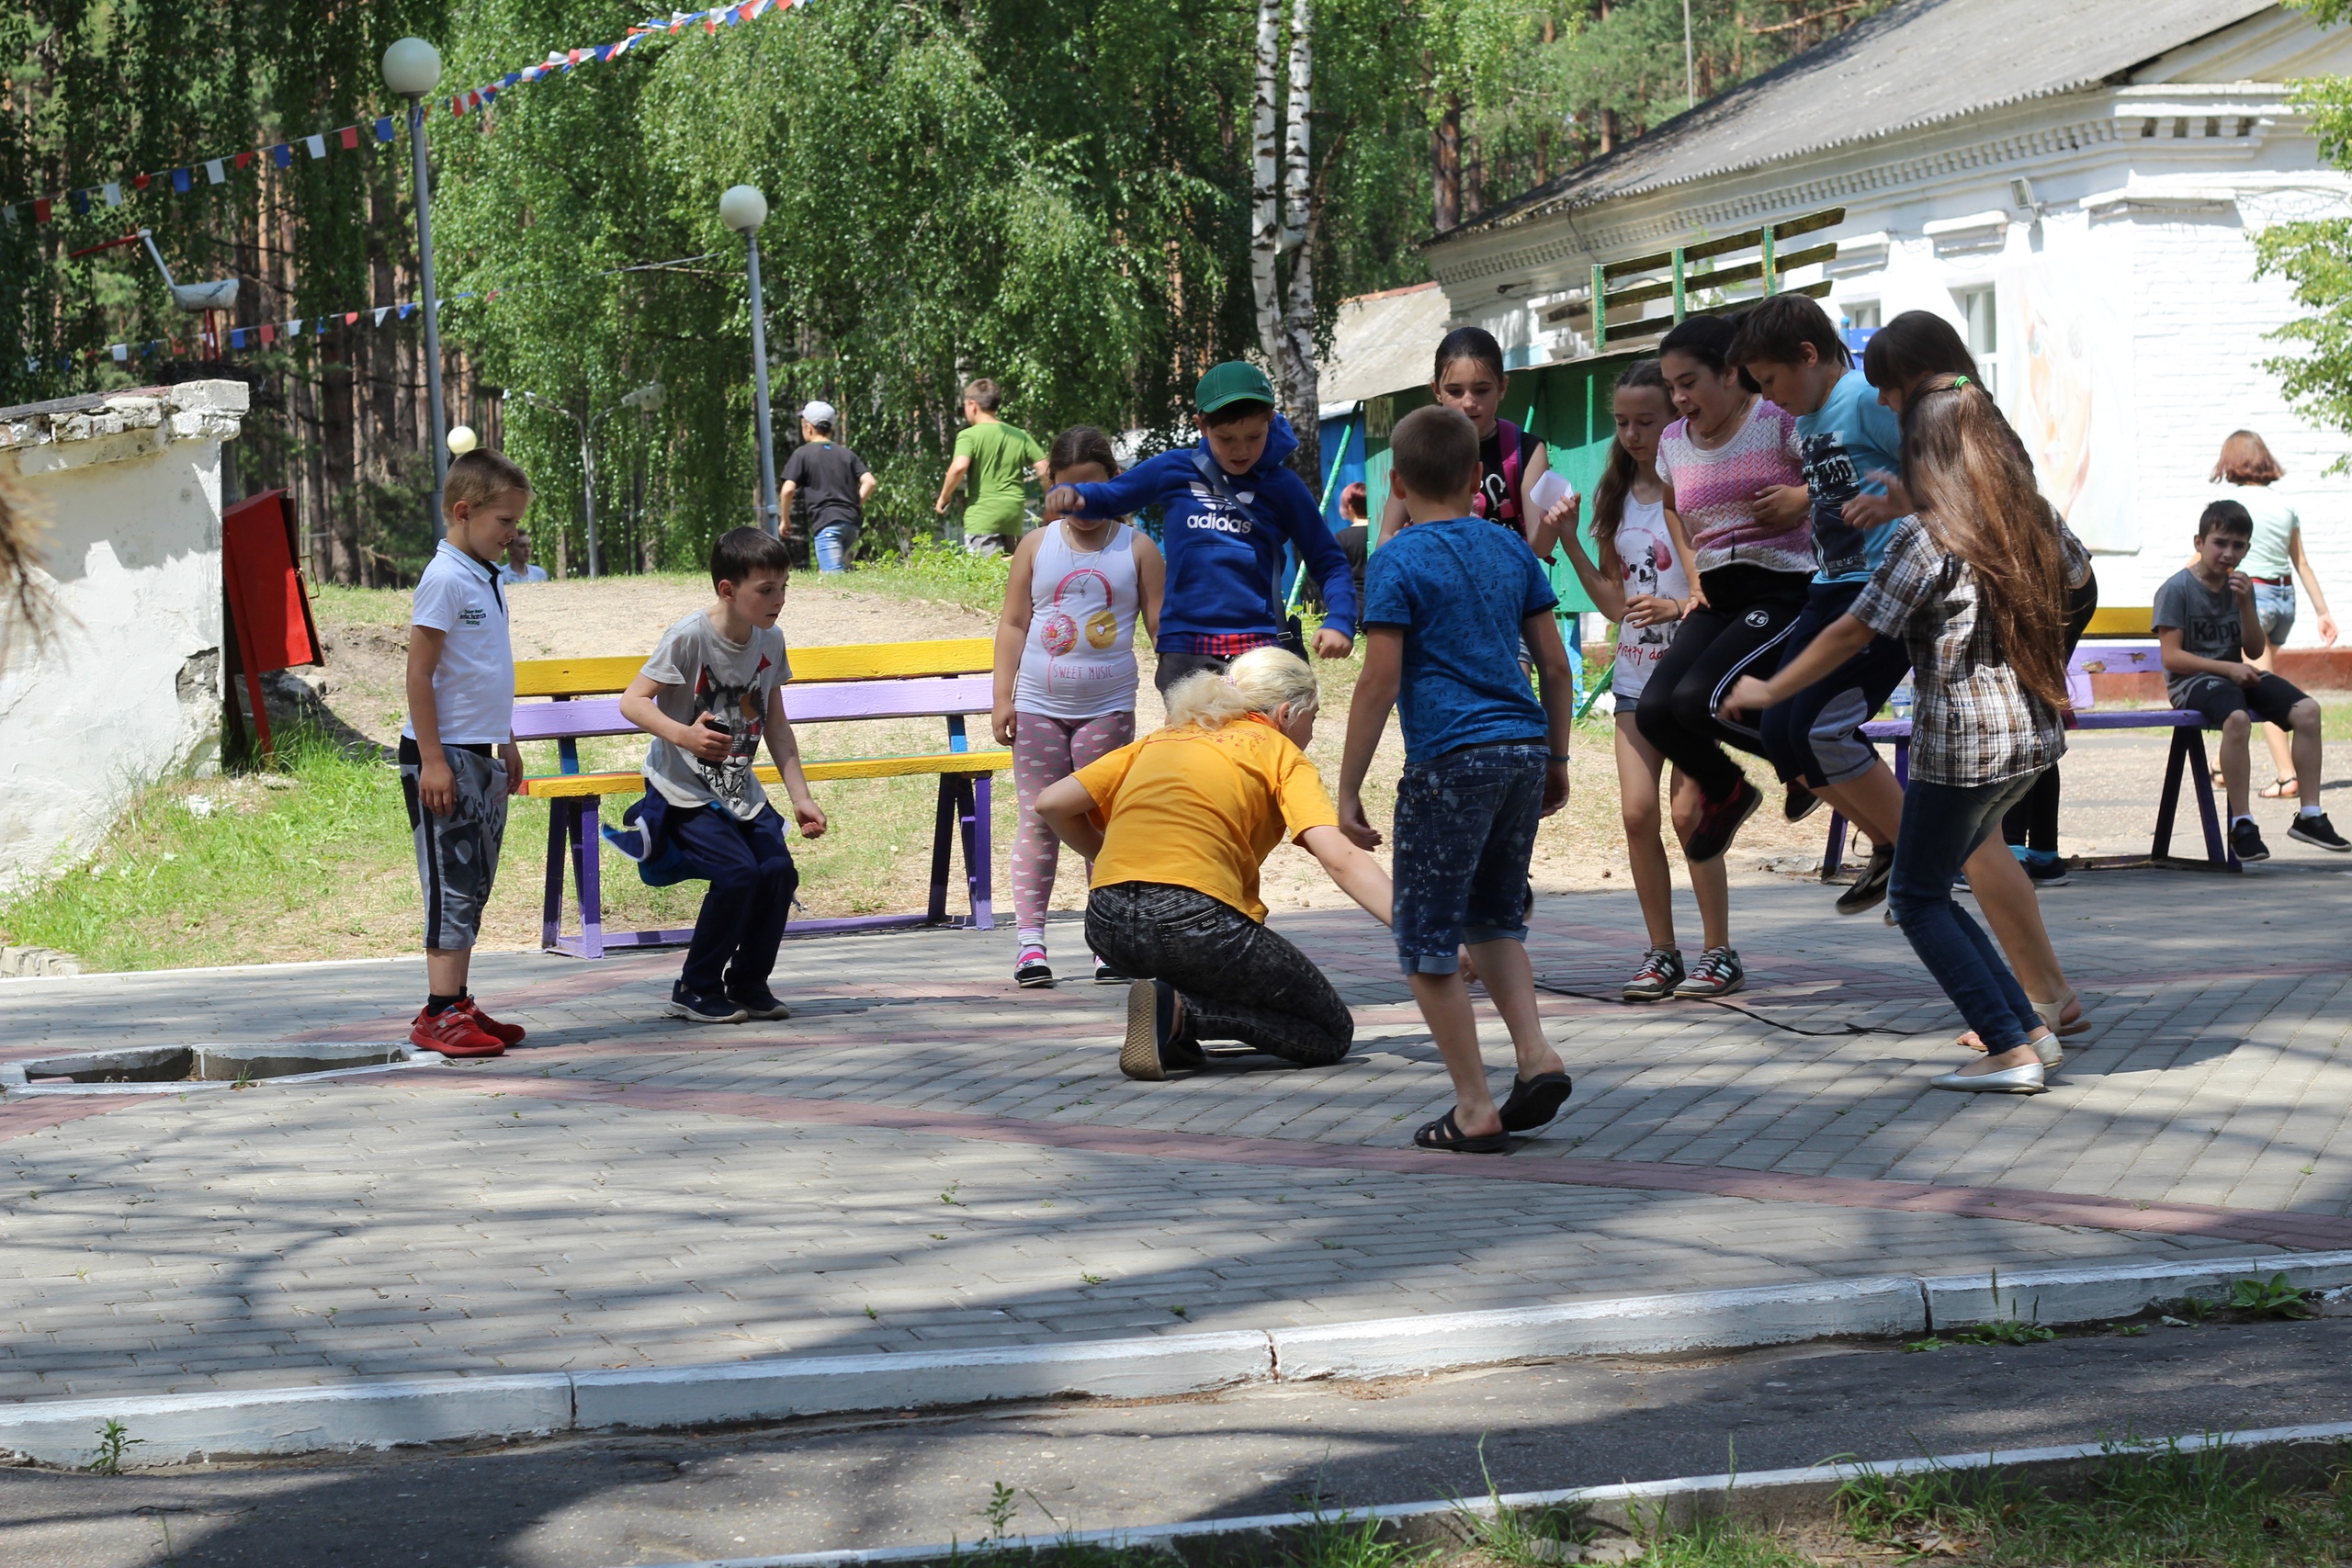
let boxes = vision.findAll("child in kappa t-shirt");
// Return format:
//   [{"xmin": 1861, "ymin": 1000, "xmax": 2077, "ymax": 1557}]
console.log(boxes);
[
  {"xmin": 402, "ymin": 449, "xmax": 534, "ymax": 1059},
  {"xmin": 618, "ymin": 528, "xmax": 831, "ymax": 1024}
]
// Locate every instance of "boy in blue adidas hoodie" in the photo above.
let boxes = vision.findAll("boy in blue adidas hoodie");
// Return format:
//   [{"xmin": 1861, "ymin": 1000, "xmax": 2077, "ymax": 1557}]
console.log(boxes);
[{"xmin": 1045, "ymin": 361, "xmax": 1358, "ymax": 694}]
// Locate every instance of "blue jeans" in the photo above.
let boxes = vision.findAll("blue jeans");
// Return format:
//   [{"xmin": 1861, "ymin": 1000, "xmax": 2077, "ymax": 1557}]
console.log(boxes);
[
  {"xmin": 1888, "ymin": 773, "xmax": 2044, "ymax": 1052},
  {"xmin": 1391, "ymin": 740, "xmax": 1547, "ymax": 975},
  {"xmin": 1759, "ymin": 580, "xmax": 1914, "ymax": 788},
  {"xmin": 2252, "ymin": 580, "xmax": 2295, "ymax": 646},
  {"xmin": 814, "ymin": 523, "xmax": 858, "ymax": 573}
]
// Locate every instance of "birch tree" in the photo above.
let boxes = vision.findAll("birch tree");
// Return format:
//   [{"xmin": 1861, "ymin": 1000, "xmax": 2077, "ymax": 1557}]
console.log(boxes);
[{"xmin": 1250, "ymin": 0, "xmax": 1321, "ymax": 484}]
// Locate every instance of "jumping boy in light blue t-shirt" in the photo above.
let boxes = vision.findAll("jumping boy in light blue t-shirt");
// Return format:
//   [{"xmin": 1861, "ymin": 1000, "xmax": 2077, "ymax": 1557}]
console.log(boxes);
[
  {"xmin": 1335, "ymin": 405, "xmax": 1577, "ymax": 1156},
  {"xmin": 1732, "ymin": 294, "xmax": 1913, "ymax": 914}
]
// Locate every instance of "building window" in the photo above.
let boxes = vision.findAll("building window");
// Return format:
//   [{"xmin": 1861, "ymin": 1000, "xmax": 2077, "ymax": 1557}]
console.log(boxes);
[{"xmin": 1956, "ymin": 287, "xmax": 1998, "ymax": 400}]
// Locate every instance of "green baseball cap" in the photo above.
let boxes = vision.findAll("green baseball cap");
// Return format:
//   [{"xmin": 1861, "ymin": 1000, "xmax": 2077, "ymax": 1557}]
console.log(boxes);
[{"xmin": 1194, "ymin": 360, "xmax": 1276, "ymax": 414}]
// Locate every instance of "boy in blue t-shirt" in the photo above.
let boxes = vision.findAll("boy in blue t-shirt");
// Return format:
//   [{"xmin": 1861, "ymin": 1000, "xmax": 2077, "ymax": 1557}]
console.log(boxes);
[
  {"xmin": 1733, "ymin": 295, "xmax": 1914, "ymax": 914},
  {"xmin": 1336, "ymin": 406, "xmax": 1577, "ymax": 1156}
]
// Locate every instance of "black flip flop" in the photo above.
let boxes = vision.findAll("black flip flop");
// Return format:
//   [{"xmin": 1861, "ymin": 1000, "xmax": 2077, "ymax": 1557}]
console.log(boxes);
[
  {"xmin": 1413, "ymin": 1108, "xmax": 1510, "ymax": 1155},
  {"xmin": 1497, "ymin": 1071, "xmax": 1573, "ymax": 1133}
]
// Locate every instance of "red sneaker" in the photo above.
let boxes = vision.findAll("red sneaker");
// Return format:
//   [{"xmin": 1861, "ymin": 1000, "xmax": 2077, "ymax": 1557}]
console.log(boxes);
[
  {"xmin": 409, "ymin": 1005, "xmax": 506, "ymax": 1058},
  {"xmin": 458, "ymin": 996, "xmax": 526, "ymax": 1046}
]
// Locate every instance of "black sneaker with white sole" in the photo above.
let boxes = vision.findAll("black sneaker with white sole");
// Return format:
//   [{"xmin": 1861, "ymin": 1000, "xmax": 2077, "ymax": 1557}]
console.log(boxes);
[
  {"xmin": 1783, "ymin": 779, "xmax": 1822, "ymax": 823},
  {"xmin": 2020, "ymin": 853, "xmax": 2072, "ymax": 887},
  {"xmin": 1835, "ymin": 844, "xmax": 1894, "ymax": 915},
  {"xmin": 1674, "ymin": 947, "xmax": 1746, "ymax": 998},
  {"xmin": 2231, "ymin": 818, "xmax": 2271, "ymax": 863},
  {"xmin": 2289, "ymin": 812, "xmax": 2350, "ymax": 852},
  {"xmin": 666, "ymin": 984, "xmax": 747, "ymax": 1024},
  {"xmin": 1622, "ymin": 947, "xmax": 1686, "ymax": 1002}
]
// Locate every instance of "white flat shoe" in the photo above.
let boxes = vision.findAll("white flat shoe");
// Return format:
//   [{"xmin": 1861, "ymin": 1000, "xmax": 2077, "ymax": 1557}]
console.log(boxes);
[
  {"xmin": 1930, "ymin": 1061, "xmax": 2046, "ymax": 1094},
  {"xmin": 2030, "ymin": 1033, "xmax": 2063, "ymax": 1070}
]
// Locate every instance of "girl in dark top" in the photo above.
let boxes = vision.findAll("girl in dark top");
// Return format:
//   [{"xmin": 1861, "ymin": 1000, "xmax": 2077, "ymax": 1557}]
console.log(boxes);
[{"xmin": 1376, "ymin": 327, "xmax": 1561, "ymax": 563}]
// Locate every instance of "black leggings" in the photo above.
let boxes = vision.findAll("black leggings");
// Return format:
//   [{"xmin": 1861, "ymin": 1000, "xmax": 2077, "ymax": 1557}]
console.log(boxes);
[
  {"xmin": 1085, "ymin": 881, "xmax": 1354, "ymax": 1066},
  {"xmin": 1634, "ymin": 564, "xmax": 1812, "ymax": 802},
  {"xmin": 2003, "ymin": 572, "xmax": 2098, "ymax": 853}
]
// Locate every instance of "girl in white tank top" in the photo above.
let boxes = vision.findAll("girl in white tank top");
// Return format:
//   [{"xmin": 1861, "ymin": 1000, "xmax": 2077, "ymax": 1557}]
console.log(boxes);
[{"xmin": 992, "ymin": 428, "xmax": 1167, "ymax": 988}]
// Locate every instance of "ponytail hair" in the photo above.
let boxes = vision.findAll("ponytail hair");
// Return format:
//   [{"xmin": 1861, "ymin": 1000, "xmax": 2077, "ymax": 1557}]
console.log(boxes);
[
  {"xmin": 1434, "ymin": 326, "xmax": 1507, "ymax": 383},
  {"xmin": 1898, "ymin": 375, "xmax": 2069, "ymax": 710},
  {"xmin": 1590, "ymin": 359, "xmax": 1669, "ymax": 575},
  {"xmin": 1162, "ymin": 647, "xmax": 1320, "ymax": 731},
  {"xmin": 1861, "ymin": 310, "xmax": 1980, "ymax": 395}
]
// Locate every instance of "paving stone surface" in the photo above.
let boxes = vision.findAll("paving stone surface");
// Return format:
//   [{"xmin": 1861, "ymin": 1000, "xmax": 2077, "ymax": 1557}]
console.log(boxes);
[{"xmin": 3, "ymin": 843, "xmax": 2350, "ymax": 1404}]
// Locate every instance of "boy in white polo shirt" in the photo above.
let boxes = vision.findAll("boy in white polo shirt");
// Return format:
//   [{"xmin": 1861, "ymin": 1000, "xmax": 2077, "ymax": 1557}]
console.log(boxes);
[{"xmin": 401, "ymin": 449, "xmax": 534, "ymax": 1058}]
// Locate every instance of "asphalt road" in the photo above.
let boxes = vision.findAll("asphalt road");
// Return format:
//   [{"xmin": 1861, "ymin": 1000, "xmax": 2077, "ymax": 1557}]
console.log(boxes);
[{"xmin": 5, "ymin": 1314, "xmax": 2349, "ymax": 1568}]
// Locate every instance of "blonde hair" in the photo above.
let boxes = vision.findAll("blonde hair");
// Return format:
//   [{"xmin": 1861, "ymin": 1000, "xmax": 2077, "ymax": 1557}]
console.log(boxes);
[{"xmin": 1162, "ymin": 647, "xmax": 1319, "ymax": 730}]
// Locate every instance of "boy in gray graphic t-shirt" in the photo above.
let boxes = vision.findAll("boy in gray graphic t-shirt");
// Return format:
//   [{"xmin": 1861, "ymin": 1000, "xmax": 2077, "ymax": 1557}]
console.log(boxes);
[{"xmin": 618, "ymin": 528, "xmax": 831, "ymax": 1022}]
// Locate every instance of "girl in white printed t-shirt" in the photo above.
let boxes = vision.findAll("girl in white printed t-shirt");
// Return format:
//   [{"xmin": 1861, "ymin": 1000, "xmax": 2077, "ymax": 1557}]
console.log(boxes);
[
  {"xmin": 990, "ymin": 425, "xmax": 1166, "ymax": 989},
  {"xmin": 1553, "ymin": 360, "xmax": 1732, "ymax": 1004}
]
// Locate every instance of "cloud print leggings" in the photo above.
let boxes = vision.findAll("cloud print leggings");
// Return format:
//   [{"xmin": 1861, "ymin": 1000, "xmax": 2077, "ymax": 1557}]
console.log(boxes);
[{"xmin": 1634, "ymin": 563, "xmax": 1813, "ymax": 804}]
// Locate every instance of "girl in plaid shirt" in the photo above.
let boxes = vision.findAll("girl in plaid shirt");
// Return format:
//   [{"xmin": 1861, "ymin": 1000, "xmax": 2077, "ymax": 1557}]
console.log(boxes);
[{"xmin": 1721, "ymin": 375, "xmax": 2068, "ymax": 1094}]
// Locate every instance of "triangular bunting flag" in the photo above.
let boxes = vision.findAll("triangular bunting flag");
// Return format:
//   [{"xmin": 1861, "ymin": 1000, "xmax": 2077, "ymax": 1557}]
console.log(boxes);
[
  {"xmin": 0, "ymin": 206, "xmax": 15, "ymax": 227},
  {"xmin": 340, "ymin": 125, "xmax": 359, "ymax": 150},
  {"xmin": 289, "ymin": 319, "xmax": 303, "ymax": 334},
  {"xmin": 229, "ymin": 328, "xmax": 247, "ymax": 350},
  {"xmin": 258, "ymin": 322, "xmax": 276, "ymax": 344},
  {"xmin": 69, "ymin": 188, "xmax": 90, "ymax": 216},
  {"xmin": 205, "ymin": 159, "xmax": 225, "ymax": 184},
  {"xmin": 135, "ymin": 172, "xmax": 152, "ymax": 189},
  {"xmin": 102, "ymin": 182, "xmax": 122, "ymax": 207},
  {"xmin": 271, "ymin": 144, "xmax": 292, "ymax": 167},
  {"xmin": 376, "ymin": 116, "xmax": 395, "ymax": 141},
  {"xmin": 111, "ymin": 344, "xmax": 128, "ymax": 361},
  {"xmin": 33, "ymin": 197, "xmax": 51, "ymax": 223},
  {"xmin": 345, "ymin": 311, "xmax": 359, "ymax": 325},
  {"xmin": 235, "ymin": 151, "xmax": 254, "ymax": 170},
  {"xmin": 304, "ymin": 134, "xmax": 327, "ymax": 158},
  {"xmin": 375, "ymin": 307, "xmax": 392, "ymax": 326},
  {"xmin": 171, "ymin": 168, "xmax": 192, "ymax": 192},
  {"xmin": 398, "ymin": 301, "xmax": 414, "ymax": 320}
]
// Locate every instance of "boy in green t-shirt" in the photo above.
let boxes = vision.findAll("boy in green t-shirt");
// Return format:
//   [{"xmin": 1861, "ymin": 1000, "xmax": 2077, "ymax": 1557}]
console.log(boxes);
[{"xmin": 934, "ymin": 377, "xmax": 1048, "ymax": 556}]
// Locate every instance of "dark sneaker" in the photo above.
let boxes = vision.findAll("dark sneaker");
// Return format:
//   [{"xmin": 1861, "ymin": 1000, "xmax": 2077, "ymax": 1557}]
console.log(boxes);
[
  {"xmin": 2021, "ymin": 853, "xmax": 2073, "ymax": 887},
  {"xmin": 724, "ymin": 972, "xmax": 791, "ymax": 1021},
  {"xmin": 409, "ymin": 1005, "xmax": 506, "ymax": 1058},
  {"xmin": 2288, "ymin": 812, "xmax": 2350, "ymax": 852},
  {"xmin": 1092, "ymin": 957, "xmax": 1128, "ymax": 984},
  {"xmin": 1674, "ymin": 947, "xmax": 1746, "ymax": 998},
  {"xmin": 666, "ymin": 984, "xmax": 748, "ymax": 1024},
  {"xmin": 1120, "ymin": 979, "xmax": 1205, "ymax": 1081},
  {"xmin": 457, "ymin": 996, "xmax": 526, "ymax": 1045},
  {"xmin": 1622, "ymin": 947, "xmax": 1686, "ymax": 1002},
  {"xmin": 1783, "ymin": 779, "xmax": 1822, "ymax": 823},
  {"xmin": 1835, "ymin": 844, "xmax": 1894, "ymax": 915},
  {"xmin": 2230, "ymin": 818, "xmax": 2271, "ymax": 863},
  {"xmin": 1014, "ymin": 946, "xmax": 1055, "ymax": 988},
  {"xmin": 1684, "ymin": 779, "xmax": 1763, "ymax": 863}
]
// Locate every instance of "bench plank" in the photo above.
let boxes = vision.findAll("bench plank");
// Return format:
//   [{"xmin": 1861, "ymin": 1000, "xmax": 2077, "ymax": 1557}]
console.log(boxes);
[
  {"xmin": 514, "ymin": 637, "xmax": 992, "ymax": 697},
  {"xmin": 523, "ymin": 750, "xmax": 1014, "ymax": 798},
  {"xmin": 513, "ymin": 677, "xmax": 994, "ymax": 743}
]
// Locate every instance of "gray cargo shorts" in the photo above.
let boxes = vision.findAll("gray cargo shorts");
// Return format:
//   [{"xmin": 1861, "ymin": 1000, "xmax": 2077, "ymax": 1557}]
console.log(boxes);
[{"xmin": 400, "ymin": 741, "xmax": 510, "ymax": 952}]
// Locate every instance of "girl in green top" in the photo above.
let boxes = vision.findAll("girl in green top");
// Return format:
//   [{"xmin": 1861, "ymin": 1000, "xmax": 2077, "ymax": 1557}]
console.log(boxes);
[{"xmin": 2211, "ymin": 430, "xmax": 2337, "ymax": 800}]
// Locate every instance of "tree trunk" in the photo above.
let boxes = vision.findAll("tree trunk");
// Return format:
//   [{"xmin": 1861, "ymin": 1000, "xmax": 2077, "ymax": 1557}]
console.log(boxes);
[
  {"xmin": 1433, "ymin": 96, "xmax": 1462, "ymax": 233},
  {"xmin": 1600, "ymin": 107, "xmax": 1620, "ymax": 153},
  {"xmin": 1277, "ymin": 0, "xmax": 1319, "ymax": 487},
  {"xmin": 1249, "ymin": 0, "xmax": 1284, "ymax": 392}
]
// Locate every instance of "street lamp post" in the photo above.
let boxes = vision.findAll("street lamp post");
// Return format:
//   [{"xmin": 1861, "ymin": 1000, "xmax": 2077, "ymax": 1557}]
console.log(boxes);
[
  {"xmin": 506, "ymin": 384, "xmax": 662, "ymax": 579},
  {"xmin": 718, "ymin": 185, "xmax": 779, "ymax": 536},
  {"xmin": 382, "ymin": 38, "xmax": 449, "ymax": 543}
]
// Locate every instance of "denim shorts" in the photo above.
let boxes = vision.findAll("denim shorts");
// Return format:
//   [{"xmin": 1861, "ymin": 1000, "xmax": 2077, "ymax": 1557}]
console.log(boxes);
[
  {"xmin": 1391, "ymin": 739, "xmax": 1547, "ymax": 975},
  {"xmin": 2253, "ymin": 581, "xmax": 2295, "ymax": 647}
]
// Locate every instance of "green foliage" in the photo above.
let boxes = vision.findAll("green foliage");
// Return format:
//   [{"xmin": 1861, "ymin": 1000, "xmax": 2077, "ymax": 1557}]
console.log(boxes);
[
  {"xmin": 87, "ymin": 1418, "xmax": 143, "ymax": 1475},
  {"xmin": 2224, "ymin": 1273, "xmax": 2317, "ymax": 1320},
  {"xmin": 1905, "ymin": 1320, "xmax": 2061, "ymax": 1353}
]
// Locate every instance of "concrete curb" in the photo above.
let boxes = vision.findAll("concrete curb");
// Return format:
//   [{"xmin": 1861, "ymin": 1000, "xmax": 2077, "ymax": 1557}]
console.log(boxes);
[
  {"xmin": 634, "ymin": 1420, "xmax": 2352, "ymax": 1568},
  {"xmin": 1271, "ymin": 1275, "xmax": 1927, "ymax": 1380},
  {"xmin": 6, "ymin": 1249, "xmax": 2352, "ymax": 1467}
]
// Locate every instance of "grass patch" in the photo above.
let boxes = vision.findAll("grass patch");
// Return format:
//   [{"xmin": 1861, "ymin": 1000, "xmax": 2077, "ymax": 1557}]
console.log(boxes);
[
  {"xmin": 831, "ymin": 537, "xmax": 1015, "ymax": 619},
  {"xmin": 915, "ymin": 1444, "xmax": 2352, "ymax": 1568}
]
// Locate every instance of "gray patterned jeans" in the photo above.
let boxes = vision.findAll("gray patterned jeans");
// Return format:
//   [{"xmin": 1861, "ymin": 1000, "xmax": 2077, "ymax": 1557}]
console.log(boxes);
[{"xmin": 1084, "ymin": 882, "xmax": 1354, "ymax": 1066}]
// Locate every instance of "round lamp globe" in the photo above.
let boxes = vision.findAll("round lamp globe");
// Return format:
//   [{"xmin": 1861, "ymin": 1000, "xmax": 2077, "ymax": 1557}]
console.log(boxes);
[
  {"xmin": 718, "ymin": 185, "xmax": 769, "ymax": 233},
  {"xmin": 446, "ymin": 424, "xmax": 479, "ymax": 456},
  {"xmin": 381, "ymin": 38, "xmax": 443, "ymax": 97}
]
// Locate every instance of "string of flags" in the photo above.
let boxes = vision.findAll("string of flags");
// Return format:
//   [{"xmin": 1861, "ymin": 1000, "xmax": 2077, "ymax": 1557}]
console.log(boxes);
[
  {"xmin": 25, "ymin": 251, "xmax": 720, "ymax": 374},
  {"xmin": 5, "ymin": 0, "xmax": 804, "ymax": 230}
]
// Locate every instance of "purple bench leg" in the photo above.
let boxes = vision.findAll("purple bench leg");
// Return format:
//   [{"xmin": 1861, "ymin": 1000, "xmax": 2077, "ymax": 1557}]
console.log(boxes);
[
  {"xmin": 2184, "ymin": 728, "xmax": 2233, "ymax": 869},
  {"xmin": 1820, "ymin": 812, "xmax": 1849, "ymax": 878},
  {"xmin": 927, "ymin": 776, "xmax": 956, "ymax": 923},
  {"xmin": 962, "ymin": 773, "xmax": 995, "ymax": 930},
  {"xmin": 541, "ymin": 801, "xmax": 571, "ymax": 952},
  {"xmin": 566, "ymin": 797, "xmax": 606, "ymax": 959}
]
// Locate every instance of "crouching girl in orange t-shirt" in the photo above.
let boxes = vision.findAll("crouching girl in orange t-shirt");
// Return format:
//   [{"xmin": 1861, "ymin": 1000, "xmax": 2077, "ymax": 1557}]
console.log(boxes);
[{"xmin": 1035, "ymin": 648, "xmax": 1394, "ymax": 1082}]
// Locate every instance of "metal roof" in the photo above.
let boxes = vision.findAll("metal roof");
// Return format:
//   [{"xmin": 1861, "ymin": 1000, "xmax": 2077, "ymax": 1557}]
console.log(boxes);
[
  {"xmin": 1444, "ymin": 0, "xmax": 2278, "ymax": 239},
  {"xmin": 1317, "ymin": 282, "xmax": 1450, "ymax": 407}
]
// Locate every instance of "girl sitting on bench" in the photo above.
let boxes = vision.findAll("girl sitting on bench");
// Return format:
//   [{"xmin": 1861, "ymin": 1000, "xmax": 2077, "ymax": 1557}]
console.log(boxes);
[{"xmin": 1033, "ymin": 648, "xmax": 1393, "ymax": 1082}]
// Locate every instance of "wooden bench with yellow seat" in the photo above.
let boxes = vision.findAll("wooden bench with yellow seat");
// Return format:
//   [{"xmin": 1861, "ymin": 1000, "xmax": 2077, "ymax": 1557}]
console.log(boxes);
[{"xmin": 510, "ymin": 638, "xmax": 1009, "ymax": 957}]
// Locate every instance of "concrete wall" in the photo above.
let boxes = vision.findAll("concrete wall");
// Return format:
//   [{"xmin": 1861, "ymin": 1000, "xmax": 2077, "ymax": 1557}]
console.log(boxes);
[{"xmin": 0, "ymin": 382, "xmax": 247, "ymax": 894}]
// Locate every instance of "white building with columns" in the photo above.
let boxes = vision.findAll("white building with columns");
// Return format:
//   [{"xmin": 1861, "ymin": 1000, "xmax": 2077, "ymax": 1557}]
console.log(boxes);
[{"xmin": 1424, "ymin": 0, "xmax": 2352, "ymax": 635}]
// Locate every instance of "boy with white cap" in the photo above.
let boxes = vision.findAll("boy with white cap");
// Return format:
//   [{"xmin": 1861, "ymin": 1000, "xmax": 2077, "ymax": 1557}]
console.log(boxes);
[{"xmin": 779, "ymin": 400, "xmax": 876, "ymax": 572}]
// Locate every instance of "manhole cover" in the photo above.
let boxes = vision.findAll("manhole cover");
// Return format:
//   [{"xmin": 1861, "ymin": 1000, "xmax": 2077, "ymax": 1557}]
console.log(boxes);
[{"xmin": 2, "ymin": 1042, "xmax": 422, "ymax": 1096}]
